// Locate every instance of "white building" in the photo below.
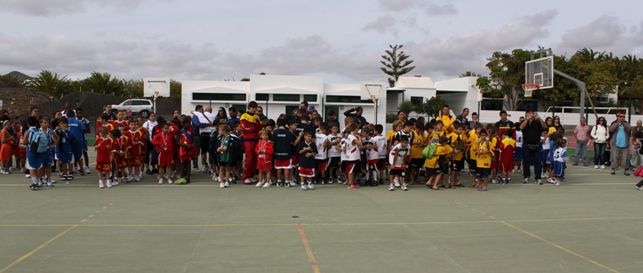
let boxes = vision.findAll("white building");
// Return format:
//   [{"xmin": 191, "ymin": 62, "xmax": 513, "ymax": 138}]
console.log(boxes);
[{"xmin": 181, "ymin": 74, "xmax": 481, "ymax": 126}]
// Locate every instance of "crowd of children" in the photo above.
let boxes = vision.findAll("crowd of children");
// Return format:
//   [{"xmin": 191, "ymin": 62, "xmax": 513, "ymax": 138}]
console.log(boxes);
[{"xmin": 0, "ymin": 102, "xmax": 579, "ymax": 192}]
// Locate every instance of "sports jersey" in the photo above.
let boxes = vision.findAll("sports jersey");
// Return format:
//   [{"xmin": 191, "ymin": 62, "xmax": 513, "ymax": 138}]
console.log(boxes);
[
  {"xmin": 297, "ymin": 141, "xmax": 318, "ymax": 168},
  {"xmin": 553, "ymin": 147, "xmax": 567, "ymax": 163},
  {"xmin": 328, "ymin": 133, "xmax": 342, "ymax": 158},
  {"xmin": 388, "ymin": 143, "xmax": 410, "ymax": 168},
  {"xmin": 344, "ymin": 134, "xmax": 360, "ymax": 161},
  {"xmin": 448, "ymin": 132, "xmax": 467, "ymax": 161},
  {"xmin": 364, "ymin": 137, "xmax": 379, "ymax": 161},
  {"xmin": 340, "ymin": 136, "xmax": 349, "ymax": 162},
  {"xmin": 272, "ymin": 127, "xmax": 294, "ymax": 160},
  {"xmin": 475, "ymin": 139, "xmax": 494, "ymax": 169},
  {"xmin": 410, "ymin": 130, "xmax": 425, "ymax": 159},
  {"xmin": 541, "ymin": 136, "xmax": 550, "ymax": 150},
  {"xmin": 515, "ymin": 130, "xmax": 523, "ymax": 148},
  {"xmin": 95, "ymin": 136, "xmax": 113, "ymax": 164},
  {"xmin": 374, "ymin": 135, "xmax": 388, "ymax": 159},
  {"xmin": 67, "ymin": 117, "xmax": 86, "ymax": 145},
  {"xmin": 314, "ymin": 133, "xmax": 329, "ymax": 160},
  {"xmin": 393, "ymin": 130, "xmax": 413, "ymax": 146}
]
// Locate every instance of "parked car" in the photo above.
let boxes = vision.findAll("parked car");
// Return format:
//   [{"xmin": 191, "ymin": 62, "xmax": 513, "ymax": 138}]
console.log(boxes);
[{"xmin": 111, "ymin": 99, "xmax": 153, "ymax": 118}]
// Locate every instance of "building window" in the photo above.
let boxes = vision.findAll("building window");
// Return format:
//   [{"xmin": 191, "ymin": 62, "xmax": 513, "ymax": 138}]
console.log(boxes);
[
  {"xmin": 192, "ymin": 93, "xmax": 246, "ymax": 101},
  {"xmin": 325, "ymin": 95, "xmax": 373, "ymax": 103},
  {"xmin": 255, "ymin": 93, "xmax": 269, "ymax": 101},
  {"xmin": 273, "ymin": 94, "xmax": 300, "ymax": 102},
  {"xmin": 303, "ymin": 95, "xmax": 318, "ymax": 102},
  {"xmin": 481, "ymin": 99, "xmax": 503, "ymax": 111},
  {"xmin": 410, "ymin": 96, "xmax": 424, "ymax": 105}
]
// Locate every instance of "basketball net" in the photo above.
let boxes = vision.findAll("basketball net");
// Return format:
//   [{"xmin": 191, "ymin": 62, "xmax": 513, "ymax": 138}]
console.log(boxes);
[{"xmin": 521, "ymin": 83, "xmax": 540, "ymax": 98}]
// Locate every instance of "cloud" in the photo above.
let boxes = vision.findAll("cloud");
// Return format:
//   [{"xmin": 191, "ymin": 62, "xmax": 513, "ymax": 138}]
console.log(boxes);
[
  {"xmin": 378, "ymin": 0, "xmax": 423, "ymax": 12},
  {"xmin": 378, "ymin": 0, "xmax": 457, "ymax": 16},
  {"xmin": 406, "ymin": 10, "xmax": 558, "ymax": 78},
  {"xmin": 558, "ymin": 15, "xmax": 643, "ymax": 56},
  {"xmin": 362, "ymin": 15, "xmax": 399, "ymax": 36},
  {"xmin": 424, "ymin": 2, "xmax": 457, "ymax": 16},
  {"xmin": 0, "ymin": 0, "xmax": 164, "ymax": 16}
]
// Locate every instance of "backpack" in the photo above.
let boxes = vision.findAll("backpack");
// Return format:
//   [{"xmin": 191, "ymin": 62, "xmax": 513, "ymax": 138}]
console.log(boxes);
[
  {"xmin": 452, "ymin": 136, "xmax": 466, "ymax": 153},
  {"xmin": 422, "ymin": 143, "xmax": 438, "ymax": 159},
  {"xmin": 29, "ymin": 130, "xmax": 49, "ymax": 154}
]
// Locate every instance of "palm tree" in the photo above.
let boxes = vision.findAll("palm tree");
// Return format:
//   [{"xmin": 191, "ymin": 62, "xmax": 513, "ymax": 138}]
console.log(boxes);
[
  {"xmin": 380, "ymin": 44, "xmax": 416, "ymax": 87},
  {"xmin": 83, "ymin": 72, "xmax": 123, "ymax": 95},
  {"xmin": 26, "ymin": 70, "xmax": 70, "ymax": 98}
]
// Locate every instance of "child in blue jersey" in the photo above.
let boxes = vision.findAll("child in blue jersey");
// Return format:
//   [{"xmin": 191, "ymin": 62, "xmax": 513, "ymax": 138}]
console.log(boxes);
[
  {"xmin": 66, "ymin": 111, "xmax": 89, "ymax": 175},
  {"xmin": 550, "ymin": 138, "xmax": 567, "ymax": 186},
  {"xmin": 273, "ymin": 118, "xmax": 295, "ymax": 187},
  {"xmin": 54, "ymin": 118, "xmax": 75, "ymax": 182}
]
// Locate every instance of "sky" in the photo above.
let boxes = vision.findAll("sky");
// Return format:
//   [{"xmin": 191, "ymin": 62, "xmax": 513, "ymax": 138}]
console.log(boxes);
[{"xmin": 0, "ymin": 0, "xmax": 641, "ymax": 82}]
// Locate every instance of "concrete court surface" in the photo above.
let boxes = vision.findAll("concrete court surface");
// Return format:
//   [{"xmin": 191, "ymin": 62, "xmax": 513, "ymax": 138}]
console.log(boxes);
[{"xmin": 0, "ymin": 161, "xmax": 642, "ymax": 273}]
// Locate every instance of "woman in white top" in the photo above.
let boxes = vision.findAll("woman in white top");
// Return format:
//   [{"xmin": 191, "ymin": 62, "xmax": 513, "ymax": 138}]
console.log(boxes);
[{"xmin": 591, "ymin": 116, "xmax": 610, "ymax": 169}]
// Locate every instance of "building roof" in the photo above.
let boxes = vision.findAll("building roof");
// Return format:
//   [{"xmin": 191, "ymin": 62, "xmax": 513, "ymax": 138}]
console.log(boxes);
[
  {"xmin": 395, "ymin": 76, "xmax": 435, "ymax": 89},
  {"xmin": 435, "ymin": 76, "xmax": 478, "ymax": 92}
]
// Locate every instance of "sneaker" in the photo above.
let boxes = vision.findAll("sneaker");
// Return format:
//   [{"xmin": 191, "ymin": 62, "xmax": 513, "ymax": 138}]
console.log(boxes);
[
  {"xmin": 300, "ymin": 184, "xmax": 307, "ymax": 191},
  {"xmin": 506, "ymin": 178, "xmax": 512, "ymax": 184},
  {"xmin": 388, "ymin": 184, "xmax": 395, "ymax": 191},
  {"xmin": 111, "ymin": 180, "xmax": 119, "ymax": 186},
  {"xmin": 158, "ymin": 179, "xmax": 163, "ymax": 184},
  {"xmin": 401, "ymin": 184, "xmax": 408, "ymax": 191},
  {"xmin": 547, "ymin": 178, "xmax": 556, "ymax": 184},
  {"xmin": 289, "ymin": 181, "xmax": 299, "ymax": 187},
  {"xmin": 219, "ymin": 182, "xmax": 225, "ymax": 188},
  {"xmin": 25, "ymin": 174, "xmax": 31, "ymax": 178},
  {"xmin": 600, "ymin": 165, "xmax": 606, "ymax": 169},
  {"xmin": 554, "ymin": 181, "xmax": 560, "ymax": 186},
  {"xmin": 262, "ymin": 181, "xmax": 272, "ymax": 188},
  {"xmin": 255, "ymin": 181, "xmax": 264, "ymax": 187},
  {"xmin": 594, "ymin": 165, "xmax": 599, "ymax": 169},
  {"xmin": 537, "ymin": 179, "xmax": 543, "ymax": 185},
  {"xmin": 307, "ymin": 183, "xmax": 315, "ymax": 190},
  {"xmin": 523, "ymin": 178, "xmax": 528, "ymax": 184},
  {"xmin": 635, "ymin": 185, "xmax": 643, "ymax": 190},
  {"xmin": 394, "ymin": 177, "xmax": 401, "ymax": 187},
  {"xmin": 106, "ymin": 180, "xmax": 113, "ymax": 188},
  {"xmin": 224, "ymin": 181, "xmax": 230, "ymax": 188},
  {"xmin": 168, "ymin": 179, "xmax": 174, "ymax": 184},
  {"xmin": 0, "ymin": 170, "xmax": 8, "ymax": 175},
  {"xmin": 349, "ymin": 184, "xmax": 360, "ymax": 189},
  {"xmin": 491, "ymin": 179, "xmax": 498, "ymax": 184},
  {"xmin": 611, "ymin": 169, "xmax": 616, "ymax": 175},
  {"xmin": 243, "ymin": 179, "xmax": 253, "ymax": 185},
  {"xmin": 46, "ymin": 181, "xmax": 53, "ymax": 187},
  {"xmin": 83, "ymin": 168, "xmax": 91, "ymax": 175}
]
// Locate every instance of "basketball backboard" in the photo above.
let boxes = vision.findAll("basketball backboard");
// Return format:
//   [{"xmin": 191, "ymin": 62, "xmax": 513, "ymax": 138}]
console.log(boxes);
[
  {"xmin": 143, "ymin": 78, "xmax": 170, "ymax": 98},
  {"xmin": 525, "ymin": 56, "xmax": 554, "ymax": 89},
  {"xmin": 360, "ymin": 83, "xmax": 385, "ymax": 102}
]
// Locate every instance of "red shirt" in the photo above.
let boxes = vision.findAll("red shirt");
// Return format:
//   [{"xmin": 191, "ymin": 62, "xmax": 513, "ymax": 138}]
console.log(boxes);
[
  {"xmin": 255, "ymin": 140, "xmax": 274, "ymax": 162},
  {"xmin": 95, "ymin": 136, "xmax": 113, "ymax": 164},
  {"xmin": 152, "ymin": 132, "xmax": 174, "ymax": 154}
]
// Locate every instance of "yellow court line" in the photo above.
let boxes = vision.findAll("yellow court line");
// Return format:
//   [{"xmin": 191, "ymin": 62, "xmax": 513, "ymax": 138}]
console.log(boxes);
[
  {"xmin": 296, "ymin": 224, "xmax": 321, "ymax": 273},
  {"xmin": 501, "ymin": 221, "xmax": 621, "ymax": 273},
  {"xmin": 0, "ymin": 225, "xmax": 79, "ymax": 273}
]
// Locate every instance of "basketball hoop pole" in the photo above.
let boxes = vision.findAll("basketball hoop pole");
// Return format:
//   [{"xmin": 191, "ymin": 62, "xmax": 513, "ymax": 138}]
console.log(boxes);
[{"xmin": 554, "ymin": 69, "xmax": 598, "ymax": 121}]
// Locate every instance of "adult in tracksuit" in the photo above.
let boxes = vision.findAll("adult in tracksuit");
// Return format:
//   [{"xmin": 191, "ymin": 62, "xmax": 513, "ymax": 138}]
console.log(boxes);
[
  {"xmin": 66, "ymin": 111, "xmax": 89, "ymax": 174},
  {"xmin": 240, "ymin": 101, "xmax": 262, "ymax": 184},
  {"xmin": 519, "ymin": 110, "xmax": 545, "ymax": 184}
]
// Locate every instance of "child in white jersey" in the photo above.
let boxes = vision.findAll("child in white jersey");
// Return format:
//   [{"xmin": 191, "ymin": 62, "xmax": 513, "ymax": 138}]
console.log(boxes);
[
  {"xmin": 551, "ymin": 138, "xmax": 567, "ymax": 186},
  {"xmin": 315, "ymin": 125, "xmax": 330, "ymax": 184},
  {"xmin": 514, "ymin": 125, "xmax": 523, "ymax": 173},
  {"xmin": 388, "ymin": 135, "xmax": 410, "ymax": 191},
  {"xmin": 341, "ymin": 123, "xmax": 361, "ymax": 189},
  {"xmin": 374, "ymin": 125, "xmax": 388, "ymax": 185},
  {"xmin": 327, "ymin": 124, "xmax": 342, "ymax": 184}
]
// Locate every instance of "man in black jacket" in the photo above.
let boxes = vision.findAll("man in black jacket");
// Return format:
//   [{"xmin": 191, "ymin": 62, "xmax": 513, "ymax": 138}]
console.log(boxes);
[
  {"xmin": 344, "ymin": 107, "xmax": 367, "ymax": 128},
  {"xmin": 519, "ymin": 110, "xmax": 546, "ymax": 184}
]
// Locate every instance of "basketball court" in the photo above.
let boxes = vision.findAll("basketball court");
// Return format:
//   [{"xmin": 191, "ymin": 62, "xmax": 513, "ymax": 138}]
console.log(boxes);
[{"xmin": 0, "ymin": 162, "xmax": 641, "ymax": 273}]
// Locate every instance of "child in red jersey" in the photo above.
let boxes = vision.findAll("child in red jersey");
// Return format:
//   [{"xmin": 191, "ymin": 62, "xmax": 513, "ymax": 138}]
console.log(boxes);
[
  {"xmin": 255, "ymin": 129, "xmax": 274, "ymax": 187},
  {"xmin": 152, "ymin": 122, "xmax": 174, "ymax": 184},
  {"xmin": 177, "ymin": 117, "xmax": 195, "ymax": 183},
  {"xmin": 94, "ymin": 126, "xmax": 114, "ymax": 189},
  {"xmin": 498, "ymin": 130, "xmax": 516, "ymax": 184},
  {"xmin": 113, "ymin": 124, "xmax": 131, "ymax": 184},
  {"xmin": 128, "ymin": 119, "xmax": 145, "ymax": 182}
]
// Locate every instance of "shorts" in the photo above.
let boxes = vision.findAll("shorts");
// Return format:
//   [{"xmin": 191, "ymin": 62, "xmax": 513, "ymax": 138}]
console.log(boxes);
[
  {"xmin": 96, "ymin": 163, "xmax": 112, "ymax": 173},
  {"xmin": 553, "ymin": 161, "xmax": 564, "ymax": 177},
  {"xmin": 389, "ymin": 167, "xmax": 405, "ymax": 176},
  {"xmin": 316, "ymin": 159, "xmax": 328, "ymax": 173},
  {"xmin": 56, "ymin": 151, "xmax": 73, "ymax": 164},
  {"xmin": 468, "ymin": 159, "xmax": 477, "ymax": 173},
  {"xmin": 514, "ymin": 147, "xmax": 523, "ymax": 161},
  {"xmin": 72, "ymin": 143, "xmax": 83, "ymax": 163},
  {"xmin": 199, "ymin": 133, "xmax": 210, "ymax": 154},
  {"xmin": 257, "ymin": 158, "xmax": 272, "ymax": 172},
  {"xmin": 298, "ymin": 167, "xmax": 315, "ymax": 177},
  {"xmin": 344, "ymin": 160, "xmax": 358, "ymax": 176},
  {"xmin": 128, "ymin": 157, "xmax": 142, "ymax": 167},
  {"xmin": 328, "ymin": 157, "xmax": 341, "ymax": 169},
  {"xmin": 452, "ymin": 160, "xmax": 464, "ymax": 171},
  {"xmin": 379, "ymin": 158, "xmax": 387, "ymax": 169},
  {"xmin": 477, "ymin": 168, "xmax": 491, "ymax": 177},
  {"xmin": 409, "ymin": 158, "xmax": 424, "ymax": 169},
  {"xmin": 218, "ymin": 161, "xmax": 231, "ymax": 167},
  {"xmin": 275, "ymin": 159, "xmax": 292, "ymax": 169},
  {"xmin": 425, "ymin": 168, "xmax": 440, "ymax": 176},
  {"xmin": 27, "ymin": 153, "xmax": 47, "ymax": 170}
]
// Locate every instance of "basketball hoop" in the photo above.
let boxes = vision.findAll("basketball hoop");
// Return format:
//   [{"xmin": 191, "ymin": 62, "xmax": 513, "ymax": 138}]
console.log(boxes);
[
  {"xmin": 521, "ymin": 83, "xmax": 540, "ymax": 98},
  {"xmin": 154, "ymin": 91, "xmax": 160, "ymax": 99}
]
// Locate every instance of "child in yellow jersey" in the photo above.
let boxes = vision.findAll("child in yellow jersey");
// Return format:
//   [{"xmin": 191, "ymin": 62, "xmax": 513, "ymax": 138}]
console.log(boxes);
[
  {"xmin": 409, "ymin": 123, "xmax": 426, "ymax": 184},
  {"xmin": 467, "ymin": 124, "xmax": 482, "ymax": 178},
  {"xmin": 475, "ymin": 129, "xmax": 493, "ymax": 191},
  {"xmin": 424, "ymin": 136, "xmax": 454, "ymax": 190},
  {"xmin": 448, "ymin": 125, "xmax": 468, "ymax": 187},
  {"xmin": 487, "ymin": 126, "xmax": 500, "ymax": 184},
  {"xmin": 386, "ymin": 120, "xmax": 403, "ymax": 148}
]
